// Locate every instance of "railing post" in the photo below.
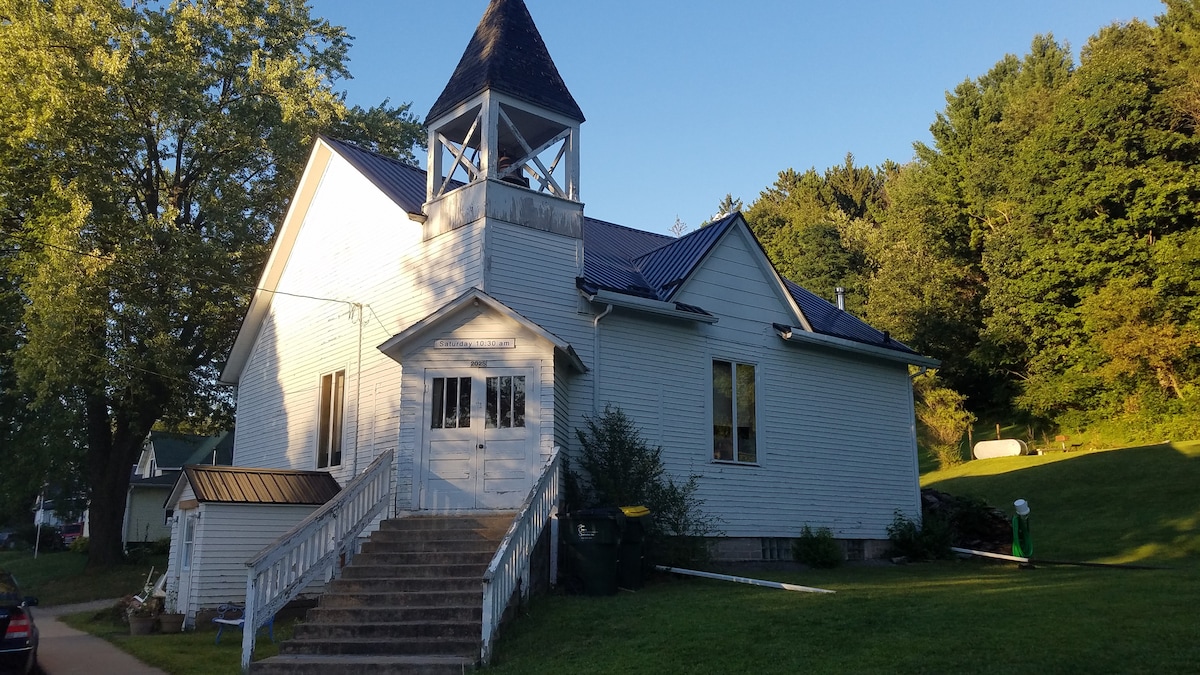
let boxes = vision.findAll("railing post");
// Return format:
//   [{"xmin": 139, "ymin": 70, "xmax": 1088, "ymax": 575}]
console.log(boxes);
[{"xmin": 241, "ymin": 572, "xmax": 257, "ymax": 673}]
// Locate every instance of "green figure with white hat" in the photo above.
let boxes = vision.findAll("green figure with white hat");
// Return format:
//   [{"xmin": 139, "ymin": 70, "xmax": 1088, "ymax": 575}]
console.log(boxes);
[{"xmin": 1012, "ymin": 498, "xmax": 1032, "ymax": 558}]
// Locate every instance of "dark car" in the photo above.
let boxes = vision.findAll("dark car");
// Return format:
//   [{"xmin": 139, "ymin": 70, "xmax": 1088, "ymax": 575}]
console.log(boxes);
[{"xmin": 0, "ymin": 571, "xmax": 38, "ymax": 675}]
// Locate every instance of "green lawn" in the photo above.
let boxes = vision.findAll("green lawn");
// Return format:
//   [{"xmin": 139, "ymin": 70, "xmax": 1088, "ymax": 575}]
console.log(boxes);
[
  {"xmin": 922, "ymin": 441, "xmax": 1200, "ymax": 564},
  {"xmin": 488, "ymin": 563, "xmax": 1198, "ymax": 674},
  {"xmin": 60, "ymin": 611, "xmax": 294, "ymax": 675},
  {"xmin": 0, "ymin": 551, "xmax": 168, "ymax": 607},
  {"xmin": 488, "ymin": 440, "xmax": 1200, "ymax": 673}
]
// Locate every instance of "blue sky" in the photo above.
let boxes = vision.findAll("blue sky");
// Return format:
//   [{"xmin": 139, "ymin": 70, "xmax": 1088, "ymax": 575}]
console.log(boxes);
[{"xmin": 309, "ymin": 0, "xmax": 1166, "ymax": 235}]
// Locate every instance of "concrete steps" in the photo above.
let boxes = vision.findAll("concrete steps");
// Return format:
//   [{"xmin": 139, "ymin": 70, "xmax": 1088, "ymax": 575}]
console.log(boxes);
[{"xmin": 250, "ymin": 513, "xmax": 514, "ymax": 675}]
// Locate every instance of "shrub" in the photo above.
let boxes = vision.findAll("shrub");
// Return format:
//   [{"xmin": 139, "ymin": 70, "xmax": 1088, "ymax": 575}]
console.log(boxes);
[
  {"xmin": 567, "ymin": 406, "xmax": 721, "ymax": 566},
  {"xmin": 886, "ymin": 510, "xmax": 952, "ymax": 561},
  {"xmin": 69, "ymin": 535, "xmax": 89, "ymax": 554},
  {"xmin": 913, "ymin": 371, "xmax": 974, "ymax": 470},
  {"xmin": 793, "ymin": 525, "xmax": 842, "ymax": 568},
  {"xmin": 929, "ymin": 443, "xmax": 965, "ymax": 469}
]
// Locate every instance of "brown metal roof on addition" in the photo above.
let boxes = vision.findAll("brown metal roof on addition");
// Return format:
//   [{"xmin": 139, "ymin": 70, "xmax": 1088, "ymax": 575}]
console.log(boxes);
[{"xmin": 182, "ymin": 465, "xmax": 341, "ymax": 505}]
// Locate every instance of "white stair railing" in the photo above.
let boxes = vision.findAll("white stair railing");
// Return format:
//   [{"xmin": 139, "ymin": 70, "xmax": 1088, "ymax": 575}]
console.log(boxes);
[
  {"xmin": 239, "ymin": 449, "xmax": 393, "ymax": 672},
  {"xmin": 480, "ymin": 446, "xmax": 561, "ymax": 665}
]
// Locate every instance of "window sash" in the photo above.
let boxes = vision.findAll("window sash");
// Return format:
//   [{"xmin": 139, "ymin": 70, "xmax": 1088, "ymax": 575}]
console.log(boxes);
[
  {"xmin": 431, "ymin": 376, "xmax": 472, "ymax": 429},
  {"xmin": 486, "ymin": 375, "xmax": 526, "ymax": 429},
  {"xmin": 181, "ymin": 514, "xmax": 195, "ymax": 570},
  {"xmin": 318, "ymin": 370, "xmax": 346, "ymax": 468},
  {"xmin": 712, "ymin": 359, "xmax": 756, "ymax": 463}
]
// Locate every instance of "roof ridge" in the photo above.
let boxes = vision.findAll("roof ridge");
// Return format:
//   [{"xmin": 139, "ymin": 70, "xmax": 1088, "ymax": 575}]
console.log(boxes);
[
  {"xmin": 186, "ymin": 464, "xmax": 332, "ymax": 476},
  {"xmin": 320, "ymin": 135, "xmax": 419, "ymax": 171},
  {"xmin": 632, "ymin": 212, "xmax": 737, "ymax": 263},
  {"xmin": 585, "ymin": 216, "xmax": 672, "ymax": 240}
]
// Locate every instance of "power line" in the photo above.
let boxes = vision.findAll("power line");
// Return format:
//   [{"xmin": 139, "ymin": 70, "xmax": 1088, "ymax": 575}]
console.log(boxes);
[
  {"xmin": 0, "ymin": 320, "xmax": 201, "ymax": 388},
  {"xmin": 0, "ymin": 229, "xmax": 364, "ymax": 308}
]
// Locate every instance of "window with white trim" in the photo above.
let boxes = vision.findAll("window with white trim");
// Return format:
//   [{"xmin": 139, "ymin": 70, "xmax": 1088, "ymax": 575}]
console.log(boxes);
[
  {"xmin": 317, "ymin": 370, "xmax": 345, "ymax": 468},
  {"xmin": 181, "ymin": 513, "xmax": 195, "ymax": 570},
  {"xmin": 712, "ymin": 359, "xmax": 757, "ymax": 463}
]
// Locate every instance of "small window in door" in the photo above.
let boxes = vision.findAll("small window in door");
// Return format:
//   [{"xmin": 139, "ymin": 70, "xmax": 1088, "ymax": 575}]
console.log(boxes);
[
  {"xmin": 431, "ymin": 377, "xmax": 472, "ymax": 429},
  {"xmin": 486, "ymin": 376, "xmax": 526, "ymax": 428}
]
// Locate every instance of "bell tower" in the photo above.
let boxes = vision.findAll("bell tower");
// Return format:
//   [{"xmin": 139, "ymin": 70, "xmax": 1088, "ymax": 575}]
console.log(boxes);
[{"xmin": 423, "ymin": 0, "xmax": 585, "ymax": 239}]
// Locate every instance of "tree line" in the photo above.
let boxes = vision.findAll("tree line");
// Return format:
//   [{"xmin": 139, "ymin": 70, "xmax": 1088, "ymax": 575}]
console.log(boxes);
[{"xmin": 741, "ymin": 0, "xmax": 1200, "ymax": 444}]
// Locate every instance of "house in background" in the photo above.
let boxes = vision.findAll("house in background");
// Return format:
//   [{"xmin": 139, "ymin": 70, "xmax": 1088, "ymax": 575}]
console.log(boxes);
[
  {"xmin": 167, "ymin": 0, "xmax": 938, "ymax": 661},
  {"xmin": 124, "ymin": 431, "xmax": 233, "ymax": 547}
]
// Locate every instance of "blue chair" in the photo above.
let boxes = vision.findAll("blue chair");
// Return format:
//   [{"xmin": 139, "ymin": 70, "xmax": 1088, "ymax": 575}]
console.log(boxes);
[{"xmin": 212, "ymin": 602, "xmax": 274, "ymax": 644}]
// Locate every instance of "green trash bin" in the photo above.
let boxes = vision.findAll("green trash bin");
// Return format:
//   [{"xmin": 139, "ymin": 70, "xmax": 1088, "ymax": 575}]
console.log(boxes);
[
  {"xmin": 562, "ymin": 508, "xmax": 625, "ymax": 596},
  {"xmin": 618, "ymin": 505, "xmax": 650, "ymax": 589}
]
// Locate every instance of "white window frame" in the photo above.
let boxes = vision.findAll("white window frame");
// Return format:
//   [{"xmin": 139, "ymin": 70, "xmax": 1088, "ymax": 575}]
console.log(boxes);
[
  {"xmin": 710, "ymin": 357, "xmax": 760, "ymax": 465},
  {"xmin": 181, "ymin": 512, "xmax": 196, "ymax": 571},
  {"xmin": 316, "ymin": 369, "xmax": 347, "ymax": 469}
]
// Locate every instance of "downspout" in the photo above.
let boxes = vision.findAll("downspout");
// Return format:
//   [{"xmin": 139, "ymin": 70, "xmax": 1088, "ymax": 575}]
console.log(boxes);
[
  {"xmin": 352, "ymin": 302, "xmax": 364, "ymax": 476},
  {"xmin": 910, "ymin": 366, "xmax": 929, "ymax": 380},
  {"xmin": 592, "ymin": 303, "xmax": 613, "ymax": 412}
]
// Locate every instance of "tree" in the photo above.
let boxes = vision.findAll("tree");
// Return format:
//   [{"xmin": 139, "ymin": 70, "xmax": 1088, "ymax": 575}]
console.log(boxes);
[
  {"xmin": 566, "ymin": 406, "xmax": 720, "ymax": 565},
  {"xmin": 669, "ymin": 215, "xmax": 689, "ymax": 237},
  {"xmin": 0, "ymin": 0, "xmax": 423, "ymax": 568},
  {"xmin": 743, "ymin": 160, "xmax": 881, "ymax": 312},
  {"xmin": 713, "ymin": 193, "xmax": 744, "ymax": 219},
  {"xmin": 912, "ymin": 371, "xmax": 976, "ymax": 470}
]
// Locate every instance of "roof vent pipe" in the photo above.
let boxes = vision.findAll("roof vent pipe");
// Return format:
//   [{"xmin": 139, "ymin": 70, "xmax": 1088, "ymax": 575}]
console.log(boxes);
[{"xmin": 835, "ymin": 287, "xmax": 846, "ymax": 311}]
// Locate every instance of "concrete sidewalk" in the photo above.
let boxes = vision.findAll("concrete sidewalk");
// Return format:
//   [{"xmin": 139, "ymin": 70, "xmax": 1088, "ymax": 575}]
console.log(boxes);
[{"xmin": 36, "ymin": 600, "xmax": 168, "ymax": 675}]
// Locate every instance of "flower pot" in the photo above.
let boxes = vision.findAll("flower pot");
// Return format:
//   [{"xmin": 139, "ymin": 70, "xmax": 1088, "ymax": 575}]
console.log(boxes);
[
  {"xmin": 158, "ymin": 613, "xmax": 185, "ymax": 634},
  {"xmin": 129, "ymin": 615, "xmax": 156, "ymax": 635}
]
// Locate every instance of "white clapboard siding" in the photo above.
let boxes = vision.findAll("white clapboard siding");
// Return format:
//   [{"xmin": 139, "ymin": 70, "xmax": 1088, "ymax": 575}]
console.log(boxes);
[
  {"xmin": 233, "ymin": 150, "xmax": 485, "ymax": 484},
  {"xmin": 483, "ymin": 220, "xmax": 592, "ymax": 349},
  {"xmin": 675, "ymin": 226, "xmax": 799, "ymax": 330},
  {"xmin": 396, "ymin": 306, "xmax": 558, "ymax": 511},
  {"xmin": 587, "ymin": 225, "xmax": 920, "ymax": 540},
  {"xmin": 186, "ymin": 504, "xmax": 323, "ymax": 618}
]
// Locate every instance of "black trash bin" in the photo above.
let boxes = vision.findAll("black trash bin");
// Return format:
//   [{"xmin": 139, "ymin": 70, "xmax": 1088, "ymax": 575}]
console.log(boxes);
[
  {"xmin": 617, "ymin": 505, "xmax": 650, "ymax": 589},
  {"xmin": 561, "ymin": 507, "xmax": 625, "ymax": 596}
]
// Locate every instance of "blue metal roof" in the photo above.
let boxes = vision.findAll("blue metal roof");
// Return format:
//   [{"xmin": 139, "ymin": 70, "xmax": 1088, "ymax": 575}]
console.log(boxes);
[
  {"xmin": 324, "ymin": 138, "xmax": 914, "ymax": 355},
  {"xmin": 323, "ymin": 136, "xmax": 433, "ymax": 215},
  {"xmin": 635, "ymin": 214, "xmax": 737, "ymax": 300},
  {"xmin": 783, "ymin": 279, "xmax": 916, "ymax": 353}
]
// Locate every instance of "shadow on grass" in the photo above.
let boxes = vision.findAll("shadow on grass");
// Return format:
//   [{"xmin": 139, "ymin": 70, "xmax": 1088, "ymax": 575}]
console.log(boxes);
[{"xmin": 924, "ymin": 442, "xmax": 1200, "ymax": 564}]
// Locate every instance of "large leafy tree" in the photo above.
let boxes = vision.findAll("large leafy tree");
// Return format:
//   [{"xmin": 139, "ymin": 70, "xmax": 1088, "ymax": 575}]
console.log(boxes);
[
  {"xmin": 0, "ymin": 0, "xmax": 423, "ymax": 567},
  {"xmin": 744, "ymin": 155, "xmax": 883, "ymax": 313},
  {"xmin": 984, "ymin": 17, "xmax": 1200, "ymax": 422}
]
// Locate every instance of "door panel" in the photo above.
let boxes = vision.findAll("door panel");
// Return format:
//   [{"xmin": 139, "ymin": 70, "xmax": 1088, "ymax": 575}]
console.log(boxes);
[
  {"xmin": 481, "ymin": 373, "xmax": 530, "ymax": 508},
  {"xmin": 422, "ymin": 370, "xmax": 533, "ymax": 511},
  {"xmin": 424, "ymin": 375, "xmax": 477, "ymax": 510}
]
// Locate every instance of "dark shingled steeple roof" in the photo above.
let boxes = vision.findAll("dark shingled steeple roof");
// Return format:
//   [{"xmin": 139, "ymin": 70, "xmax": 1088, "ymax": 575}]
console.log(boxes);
[{"xmin": 427, "ymin": 0, "xmax": 585, "ymax": 124}]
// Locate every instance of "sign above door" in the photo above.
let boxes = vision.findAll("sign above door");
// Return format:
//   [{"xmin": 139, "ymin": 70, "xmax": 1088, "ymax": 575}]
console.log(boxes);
[{"xmin": 435, "ymin": 338, "xmax": 517, "ymax": 349}]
